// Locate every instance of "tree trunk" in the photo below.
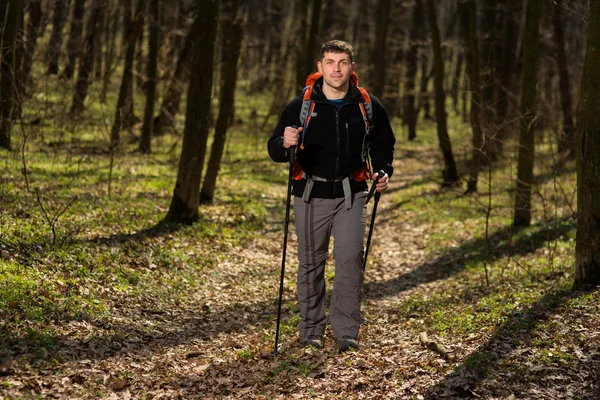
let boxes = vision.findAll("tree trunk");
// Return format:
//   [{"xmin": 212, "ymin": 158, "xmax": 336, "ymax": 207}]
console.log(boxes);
[
  {"xmin": 298, "ymin": 0, "xmax": 322, "ymax": 89},
  {"xmin": 165, "ymin": 0, "xmax": 219, "ymax": 223},
  {"xmin": 121, "ymin": 0, "xmax": 139, "ymax": 127},
  {"xmin": 11, "ymin": 2, "xmax": 24, "ymax": 121},
  {"xmin": 553, "ymin": 3, "xmax": 575, "ymax": 158},
  {"xmin": 101, "ymin": 2, "xmax": 120, "ymax": 103},
  {"xmin": 419, "ymin": 49, "xmax": 432, "ymax": 120},
  {"xmin": 425, "ymin": 0, "xmax": 459, "ymax": 187},
  {"xmin": 489, "ymin": 0, "xmax": 520, "ymax": 160},
  {"xmin": 135, "ymin": 11, "xmax": 145, "ymax": 89},
  {"xmin": 460, "ymin": 0, "xmax": 484, "ymax": 194},
  {"xmin": 371, "ymin": 0, "xmax": 392, "ymax": 98},
  {"xmin": 46, "ymin": 0, "xmax": 66, "ymax": 75},
  {"xmin": 21, "ymin": 0, "xmax": 44, "ymax": 89},
  {"xmin": 575, "ymin": 0, "xmax": 600, "ymax": 288},
  {"xmin": 201, "ymin": 2, "xmax": 243, "ymax": 203},
  {"xmin": 0, "ymin": 0, "xmax": 22, "ymax": 149},
  {"xmin": 61, "ymin": 0, "xmax": 86, "ymax": 80},
  {"xmin": 93, "ymin": 1, "xmax": 106, "ymax": 79},
  {"xmin": 153, "ymin": 14, "xmax": 197, "ymax": 135},
  {"xmin": 450, "ymin": 49, "xmax": 464, "ymax": 114},
  {"xmin": 480, "ymin": 0, "xmax": 497, "ymax": 157},
  {"xmin": 110, "ymin": 0, "xmax": 146, "ymax": 149},
  {"xmin": 140, "ymin": 0, "xmax": 159, "ymax": 154},
  {"xmin": 293, "ymin": 0, "xmax": 310, "ymax": 93},
  {"xmin": 70, "ymin": 2, "xmax": 100, "ymax": 116},
  {"xmin": 404, "ymin": 0, "xmax": 424, "ymax": 141},
  {"xmin": 513, "ymin": 0, "xmax": 542, "ymax": 227}
]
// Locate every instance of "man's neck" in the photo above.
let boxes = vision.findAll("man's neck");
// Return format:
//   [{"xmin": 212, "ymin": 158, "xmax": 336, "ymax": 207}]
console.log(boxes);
[{"xmin": 322, "ymin": 82, "xmax": 348, "ymax": 100}]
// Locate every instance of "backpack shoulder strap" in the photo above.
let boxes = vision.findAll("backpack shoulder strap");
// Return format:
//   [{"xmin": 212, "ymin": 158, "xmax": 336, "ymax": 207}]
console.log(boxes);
[{"xmin": 357, "ymin": 86, "xmax": 373, "ymax": 126}]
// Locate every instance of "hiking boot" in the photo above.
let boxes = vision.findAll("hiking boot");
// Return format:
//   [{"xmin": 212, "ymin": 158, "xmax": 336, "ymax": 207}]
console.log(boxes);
[
  {"xmin": 300, "ymin": 335, "xmax": 323, "ymax": 349},
  {"xmin": 336, "ymin": 336, "xmax": 359, "ymax": 352}
]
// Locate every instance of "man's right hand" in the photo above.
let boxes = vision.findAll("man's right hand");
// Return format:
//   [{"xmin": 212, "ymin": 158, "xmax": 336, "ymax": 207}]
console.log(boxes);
[{"xmin": 283, "ymin": 126, "xmax": 303, "ymax": 149}]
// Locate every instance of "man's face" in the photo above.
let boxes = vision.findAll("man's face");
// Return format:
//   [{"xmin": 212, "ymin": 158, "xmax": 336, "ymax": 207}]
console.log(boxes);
[{"xmin": 317, "ymin": 52, "xmax": 355, "ymax": 91}]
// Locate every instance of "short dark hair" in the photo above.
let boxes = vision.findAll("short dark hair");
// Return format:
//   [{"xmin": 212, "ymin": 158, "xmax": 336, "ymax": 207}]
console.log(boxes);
[{"xmin": 319, "ymin": 40, "xmax": 354, "ymax": 62}]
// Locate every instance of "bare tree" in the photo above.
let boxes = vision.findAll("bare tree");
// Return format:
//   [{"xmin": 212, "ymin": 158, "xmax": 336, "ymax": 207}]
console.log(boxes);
[
  {"xmin": 425, "ymin": 0, "xmax": 459, "ymax": 187},
  {"xmin": 575, "ymin": 0, "xmax": 600, "ymax": 288},
  {"xmin": 71, "ymin": 1, "xmax": 101, "ymax": 116},
  {"xmin": 553, "ymin": 3, "xmax": 575, "ymax": 158},
  {"xmin": 201, "ymin": 1, "xmax": 244, "ymax": 203},
  {"xmin": 459, "ymin": 0, "xmax": 484, "ymax": 194},
  {"xmin": 0, "ymin": 0, "xmax": 22, "ymax": 150},
  {"xmin": 46, "ymin": 0, "xmax": 67, "ymax": 75},
  {"xmin": 404, "ymin": 0, "xmax": 425, "ymax": 141},
  {"xmin": 165, "ymin": 0, "xmax": 219, "ymax": 223},
  {"xmin": 153, "ymin": 14, "xmax": 197, "ymax": 136},
  {"xmin": 21, "ymin": 0, "xmax": 44, "ymax": 89},
  {"xmin": 513, "ymin": 0, "xmax": 542, "ymax": 227},
  {"xmin": 110, "ymin": 0, "xmax": 146, "ymax": 149},
  {"xmin": 140, "ymin": 0, "xmax": 160, "ymax": 154},
  {"xmin": 61, "ymin": 0, "xmax": 86, "ymax": 80},
  {"xmin": 371, "ymin": 0, "xmax": 392, "ymax": 99}
]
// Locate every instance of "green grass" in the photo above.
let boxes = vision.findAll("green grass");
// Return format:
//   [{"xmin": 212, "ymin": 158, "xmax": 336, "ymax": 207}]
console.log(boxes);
[{"xmin": 1, "ymin": 65, "xmax": 595, "ymax": 396}]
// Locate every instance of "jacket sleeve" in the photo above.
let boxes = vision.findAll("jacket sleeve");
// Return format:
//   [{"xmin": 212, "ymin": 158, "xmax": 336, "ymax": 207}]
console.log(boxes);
[
  {"xmin": 369, "ymin": 95, "xmax": 396, "ymax": 178},
  {"xmin": 267, "ymin": 97, "xmax": 302, "ymax": 163}
]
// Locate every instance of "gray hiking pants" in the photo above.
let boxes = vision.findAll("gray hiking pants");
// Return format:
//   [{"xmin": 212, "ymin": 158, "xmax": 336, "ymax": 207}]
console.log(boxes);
[{"xmin": 293, "ymin": 191, "xmax": 367, "ymax": 339}]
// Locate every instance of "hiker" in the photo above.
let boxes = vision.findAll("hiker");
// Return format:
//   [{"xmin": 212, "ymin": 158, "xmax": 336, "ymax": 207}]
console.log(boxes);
[{"xmin": 267, "ymin": 40, "xmax": 396, "ymax": 352}]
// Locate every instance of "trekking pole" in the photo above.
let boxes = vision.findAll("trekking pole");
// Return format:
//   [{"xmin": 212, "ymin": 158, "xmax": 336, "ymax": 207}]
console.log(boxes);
[
  {"xmin": 363, "ymin": 170, "xmax": 385, "ymax": 271},
  {"xmin": 273, "ymin": 127, "xmax": 298, "ymax": 355}
]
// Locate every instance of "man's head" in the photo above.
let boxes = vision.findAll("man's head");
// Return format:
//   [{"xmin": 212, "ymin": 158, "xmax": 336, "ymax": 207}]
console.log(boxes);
[
  {"xmin": 319, "ymin": 40, "xmax": 354, "ymax": 63},
  {"xmin": 317, "ymin": 40, "xmax": 355, "ymax": 95}
]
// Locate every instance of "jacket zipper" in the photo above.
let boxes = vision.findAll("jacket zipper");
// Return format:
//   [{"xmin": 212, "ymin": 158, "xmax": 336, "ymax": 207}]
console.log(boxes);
[
  {"xmin": 345, "ymin": 122, "xmax": 350, "ymax": 155},
  {"xmin": 335, "ymin": 110, "xmax": 340, "ymax": 177}
]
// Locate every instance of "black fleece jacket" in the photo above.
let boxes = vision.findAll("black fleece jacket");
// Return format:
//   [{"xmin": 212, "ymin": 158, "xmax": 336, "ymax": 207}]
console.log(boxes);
[{"xmin": 268, "ymin": 77, "xmax": 396, "ymax": 199}]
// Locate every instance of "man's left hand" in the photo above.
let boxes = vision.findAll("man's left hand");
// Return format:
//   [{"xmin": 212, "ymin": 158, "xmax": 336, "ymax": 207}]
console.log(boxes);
[{"xmin": 372, "ymin": 172, "xmax": 389, "ymax": 193}]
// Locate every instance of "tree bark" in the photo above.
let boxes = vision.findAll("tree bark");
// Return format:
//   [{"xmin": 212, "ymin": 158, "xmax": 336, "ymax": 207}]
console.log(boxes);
[
  {"xmin": 0, "ymin": 0, "xmax": 22, "ymax": 149},
  {"xmin": 21, "ymin": 0, "xmax": 44, "ymax": 89},
  {"xmin": 165, "ymin": 0, "xmax": 219, "ymax": 223},
  {"xmin": 11, "ymin": 1, "xmax": 25, "ymax": 121},
  {"xmin": 46, "ymin": 0, "xmax": 67, "ymax": 75},
  {"xmin": 480, "ymin": 0, "xmax": 497, "ymax": 157},
  {"xmin": 513, "ymin": 0, "xmax": 542, "ymax": 227},
  {"xmin": 425, "ymin": 0, "xmax": 459, "ymax": 187},
  {"xmin": 298, "ymin": 0, "xmax": 322, "ymax": 90},
  {"xmin": 404, "ymin": 0, "xmax": 425, "ymax": 141},
  {"xmin": 293, "ymin": 0, "xmax": 310, "ymax": 93},
  {"xmin": 101, "ymin": 2, "xmax": 120, "ymax": 103},
  {"xmin": 71, "ymin": 2, "xmax": 100, "ymax": 116},
  {"xmin": 93, "ymin": 0, "xmax": 106, "ymax": 79},
  {"xmin": 489, "ymin": 0, "xmax": 520, "ymax": 160},
  {"xmin": 371, "ymin": 0, "xmax": 392, "ymax": 98},
  {"xmin": 140, "ymin": 0, "xmax": 159, "ymax": 154},
  {"xmin": 450, "ymin": 49, "xmax": 464, "ymax": 114},
  {"xmin": 553, "ymin": 3, "xmax": 575, "ymax": 158},
  {"xmin": 110, "ymin": 0, "xmax": 146, "ymax": 149},
  {"xmin": 153, "ymin": 14, "xmax": 197, "ymax": 135},
  {"xmin": 61, "ymin": 0, "xmax": 86, "ymax": 80},
  {"xmin": 201, "ymin": 2, "xmax": 243, "ymax": 203},
  {"xmin": 460, "ymin": 0, "xmax": 484, "ymax": 194},
  {"xmin": 575, "ymin": 0, "xmax": 600, "ymax": 288}
]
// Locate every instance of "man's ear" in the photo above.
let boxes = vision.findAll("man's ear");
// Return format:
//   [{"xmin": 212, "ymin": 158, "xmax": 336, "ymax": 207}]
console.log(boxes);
[
  {"xmin": 351, "ymin": 62, "xmax": 356, "ymax": 72},
  {"xmin": 317, "ymin": 60, "xmax": 322, "ymax": 73}
]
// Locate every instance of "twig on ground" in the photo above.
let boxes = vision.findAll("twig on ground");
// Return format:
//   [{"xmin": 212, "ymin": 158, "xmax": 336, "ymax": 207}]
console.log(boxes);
[{"xmin": 419, "ymin": 332, "xmax": 455, "ymax": 361}]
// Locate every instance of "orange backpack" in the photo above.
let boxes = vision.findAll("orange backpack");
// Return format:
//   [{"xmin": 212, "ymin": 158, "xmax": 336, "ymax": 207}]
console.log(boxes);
[{"xmin": 293, "ymin": 71, "xmax": 374, "ymax": 182}]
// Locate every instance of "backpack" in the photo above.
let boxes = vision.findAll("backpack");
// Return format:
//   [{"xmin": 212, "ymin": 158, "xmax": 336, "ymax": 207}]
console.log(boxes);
[{"xmin": 293, "ymin": 71, "xmax": 374, "ymax": 182}]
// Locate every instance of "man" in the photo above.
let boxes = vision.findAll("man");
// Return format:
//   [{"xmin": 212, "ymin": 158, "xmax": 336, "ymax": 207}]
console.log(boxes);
[{"xmin": 267, "ymin": 40, "xmax": 396, "ymax": 352}]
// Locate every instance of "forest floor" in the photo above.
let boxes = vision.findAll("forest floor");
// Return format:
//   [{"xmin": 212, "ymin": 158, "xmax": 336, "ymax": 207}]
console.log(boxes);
[{"xmin": 1, "ymin": 114, "xmax": 599, "ymax": 399}]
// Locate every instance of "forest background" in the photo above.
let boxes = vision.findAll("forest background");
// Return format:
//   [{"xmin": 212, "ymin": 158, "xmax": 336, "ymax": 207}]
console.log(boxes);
[{"xmin": 0, "ymin": 0, "xmax": 599, "ymax": 398}]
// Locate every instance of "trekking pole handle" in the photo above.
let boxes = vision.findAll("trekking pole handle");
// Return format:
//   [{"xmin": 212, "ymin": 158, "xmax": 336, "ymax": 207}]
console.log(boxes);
[
  {"xmin": 288, "ymin": 125, "xmax": 299, "ymax": 165},
  {"xmin": 366, "ymin": 170, "xmax": 386, "ymax": 204}
]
